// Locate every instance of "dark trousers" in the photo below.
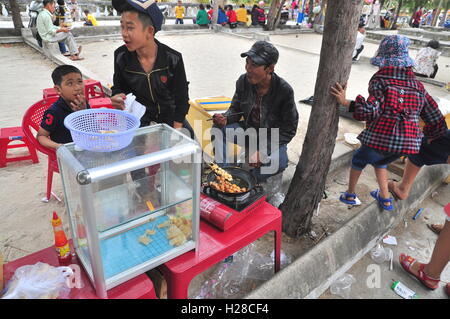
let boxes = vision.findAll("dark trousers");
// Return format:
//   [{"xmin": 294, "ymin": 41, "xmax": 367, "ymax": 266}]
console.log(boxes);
[
  {"xmin": 352, "ymin": 45, "xmax": 364, "ymax": 60},
  {"xmin": 176, "ymin": 18, "xmax": 184, "ymax": 24}
]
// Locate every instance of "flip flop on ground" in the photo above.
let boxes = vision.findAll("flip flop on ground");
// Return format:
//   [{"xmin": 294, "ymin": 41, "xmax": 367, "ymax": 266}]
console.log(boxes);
[
  {"xmin": 70, "ymin": 55, "xmax": 84, "ymax": 61},
  {"xmin": 399, "ymin": 253, "xmax": 440, "ymax": 290},
  {"xmin": 427, "ymin": 223, "xmax": 443, "ymax": 235}
]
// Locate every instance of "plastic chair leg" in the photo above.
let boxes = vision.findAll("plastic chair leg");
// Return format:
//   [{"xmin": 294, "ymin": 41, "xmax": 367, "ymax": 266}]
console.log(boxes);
[
  {"xmin": 46, "ymin": 161, "xmax": 54, "ymax": 201},
  {"xmin": 0, "ymin": 140, "xmax": 7, "ymax": 168},
  {"xmin": 25, "ymin": 139, "xmax": 39, "ymax": 164}
]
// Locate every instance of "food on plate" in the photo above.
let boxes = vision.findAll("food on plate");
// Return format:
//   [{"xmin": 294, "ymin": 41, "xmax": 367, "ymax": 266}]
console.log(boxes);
[
  {"xmin": 167, "ymin": 224, "xmax": 188, "ymax": 247},
  {"xmin": 145, "ymin": 229, "xmax": 156, "ymax": 236},
  {"xmin": 138, "ymin": 234, "xmax": 152, "ymax": 246},
  {"xmin": 157, "ymin": 220, "xmax": 171, "ymax": 228},
  {"xmin": 210, "ymin": 175, "xmax": 247, "ymax": 194},
  {"xmin": 170, "ymin": 216, "xmax": 192, "ymax": 238}
]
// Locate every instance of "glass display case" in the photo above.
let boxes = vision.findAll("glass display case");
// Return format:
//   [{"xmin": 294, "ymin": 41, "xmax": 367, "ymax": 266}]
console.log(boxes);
[{"xmin": 57, "ymin": 124, "xmax": 201, "ymax": 298}]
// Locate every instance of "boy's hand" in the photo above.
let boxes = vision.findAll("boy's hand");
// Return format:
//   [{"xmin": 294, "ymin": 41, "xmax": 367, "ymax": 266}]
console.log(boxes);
[
  {"xmin": 330, "ymin": 82, "xmax": 350, "ymax": 107},
  {"xmin": 70, "ymin": 94, "xmax": 87, "ymax": 111},
  {"xmin": 59, "ymin": 26, "xmax": 70, "ymax": 33},
  {"xmin": 111, "ymin": 93, "xmax": 126, "ymax": 110},
  {"xmin": 173, "ymin": 121, "xmax": 183, "ymax": 129}
]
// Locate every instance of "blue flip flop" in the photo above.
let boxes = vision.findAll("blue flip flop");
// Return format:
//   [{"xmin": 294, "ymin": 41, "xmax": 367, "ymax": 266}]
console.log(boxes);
[
  {"xmin": 370, "ymin": 189, "xmax": 394, "ymax": 211},
  {"xmin": 339, "ymin": 192, "xmax": 362, "ymax": 206}
]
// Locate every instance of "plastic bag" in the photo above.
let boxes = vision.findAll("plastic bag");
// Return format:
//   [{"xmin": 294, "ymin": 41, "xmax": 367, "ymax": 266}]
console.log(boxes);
[
  {"xmin": 330, "ymin": 274, "xmax": 356, "ymax": 299},
  {"xmin": 2, "ymin": 262, "xmax": 73, "ymax": 299},
  {"xmin": 194, "ymin": 244, "xmax": 293, "ymax": 298},
  {"xmin": 370, "ymin": 244, "xmax": 392, "ymax": 264}
]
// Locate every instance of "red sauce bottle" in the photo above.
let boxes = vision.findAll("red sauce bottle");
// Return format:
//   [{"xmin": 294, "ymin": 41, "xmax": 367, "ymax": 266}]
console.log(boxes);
[{"xmin": 52, "ymin": 211, "xmax": 72, "ymax": 265}]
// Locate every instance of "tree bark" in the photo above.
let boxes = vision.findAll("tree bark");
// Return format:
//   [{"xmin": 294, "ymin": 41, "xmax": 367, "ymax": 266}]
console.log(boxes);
[
  {"xmin": 390, "ymin": 0, "xmax": 403, "ymax": 29},
  {"xmin": 266, "ymin": 0, "xmax": 280, "ymax": 31},
  {"xmin": 280, "ymin": 0, "xmax": 363, "ymax": 238},
  {"xmin": 212, "ymin": 0, "xmax": 219, "ymax": 25},
  {"xmin": 439, "ymin": 0, "xmax": 449, "ymax": 26},
  {"xmin": 432, "ymin": 0, "xmax": 444, "ymax": 26},
  {"xmin": 9, "ymin": 0, "xmax": 23, "ymax": 30}
]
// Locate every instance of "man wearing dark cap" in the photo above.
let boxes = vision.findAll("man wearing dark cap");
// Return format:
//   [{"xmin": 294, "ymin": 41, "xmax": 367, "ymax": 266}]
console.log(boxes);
[
  {"xmin": 212, "ymin": 41, "xmax": 298, "ymax": 183},
  {"xmin": 111, "ymin": 0, "xmax": 193, "ymax": 137}
]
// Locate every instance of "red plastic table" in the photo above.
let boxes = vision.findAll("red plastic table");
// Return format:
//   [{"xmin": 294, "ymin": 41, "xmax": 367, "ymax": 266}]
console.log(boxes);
[
  {"xmin": 158, "ymin": 201, "xmax": 282, "ymax": 299},
  {"xmin": 3, "ymin": 244, "xmax": 157, "ymax": 299}
]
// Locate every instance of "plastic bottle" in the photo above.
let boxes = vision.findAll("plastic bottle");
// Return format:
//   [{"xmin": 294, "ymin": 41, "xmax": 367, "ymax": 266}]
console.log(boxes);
[
  {"xmin": 52, "ymin": 212, "xmax": 72, "ymax": 265},
  {"xmin": 391, "ymin": 281, "xmax": 419, "ymax": 299}
]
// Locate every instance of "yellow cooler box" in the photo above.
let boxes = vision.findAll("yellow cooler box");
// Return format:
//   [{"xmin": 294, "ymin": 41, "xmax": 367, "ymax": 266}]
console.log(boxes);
[{"xmin": 186, "ymin": 96, "xmax": 241, "ymax": 160}]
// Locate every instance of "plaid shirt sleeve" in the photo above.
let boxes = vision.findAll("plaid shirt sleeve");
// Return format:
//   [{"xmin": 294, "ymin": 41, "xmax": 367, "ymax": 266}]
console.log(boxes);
[
  {"xmin": 352, "ymin": 78, "xmax": 385, "ymax": 122},
  {"xmin": 420, "ymin": 92, "xmax": 448, "ymax": 140}
]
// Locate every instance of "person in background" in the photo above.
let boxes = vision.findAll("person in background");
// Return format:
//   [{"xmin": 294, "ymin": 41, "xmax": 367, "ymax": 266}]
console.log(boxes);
[
  {"xmin": 236, "ymin": 4, "xmax": 247, "ymax": 26},
  {"xmin": 352, "ymin": 22, "xmax": 366, "ymax": 61},
  {"xmin": 37, "ymin": 0, "xmax": 83, "ymax": 61},
  {"xmin": 226, "ymin": 5, "xmax": 237, "ymax": 29},
  {"xmin": 246, "ymin": 9, "xmax": 252, "ymax": 27},
  {"xmin": 83, "ymin": 9, "xmax": 98, "ymax": 26},
  {"xmin": 251, "ymin": 4, "xmax": 259, "ymax": 26},
  {"xmin": 206, "ymin": 4, "xmax": 213, "ymax": 22},
  {"xmin": 54, "ymin": 0, "xmax": 69, "ymax": 56},
  {"xmin": 68, "ymin": 0, "xmax": 79, "ymax": 22},
  {"xmin": 195, "ymin": 4, "xmax": 209, "ymax": 27},
  {"xmin": 257, "ymin": 4, "xmax": 266, "ymax": 26},
  {"xmin": 412, "ymin": 7, "xmax": 423, "ymax": 28},
  {"xmin": 217, "ymin": 6, "xmax": 227, "ymax": 26},
  {"xmin": 175, "ymin": 0, "xmax": 185, "ymax": 24},
  {"xmin": 413, "ymin": 40, "xmax": 441, "ymax": 79}
]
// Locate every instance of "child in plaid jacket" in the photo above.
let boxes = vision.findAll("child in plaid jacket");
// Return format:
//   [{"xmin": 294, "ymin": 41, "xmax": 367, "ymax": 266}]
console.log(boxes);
[{"xmin": 331, "ymin": 35, "xmax": 447, "ymax": 211}]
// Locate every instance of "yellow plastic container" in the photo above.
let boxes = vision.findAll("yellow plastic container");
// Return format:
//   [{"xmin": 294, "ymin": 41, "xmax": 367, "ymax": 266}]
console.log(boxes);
[{"xmin": 186, "ymin": 96, "xmax": 241, "ymax": 159}]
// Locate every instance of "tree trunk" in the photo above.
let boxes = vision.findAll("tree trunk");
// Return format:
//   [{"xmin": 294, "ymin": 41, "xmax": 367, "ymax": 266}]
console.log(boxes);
[
  {"xmin": 212, "ymin": 0, "xmax": 219, "ymax": 25},
  {"xmin": 266, "ymin": 0, "xmax": 281, "ymax": 31},
  {"xmin": 390, "ymin": 0, "xmax": 403, "ymax": 29},
  {"xmin": 9, "ymin": 0, "xmax": 23, "ymax": 30},
  {"xmin": 274, "ymin": 0, "xmax": 287, "ymax": 29},
  {"xmin": 307, "ymin": 0, "xmax": 314, "ymax": 23},
  {"xmin": 280, "ymin": 0, "xmax": 363, "ymax": 238},
  {"xmin": 432, "ymin": 0, "xmax": 444, "ymax": 26},
  {"xmin": 439, "ymin": 0, "xmax": 449, "ymax": 26}
]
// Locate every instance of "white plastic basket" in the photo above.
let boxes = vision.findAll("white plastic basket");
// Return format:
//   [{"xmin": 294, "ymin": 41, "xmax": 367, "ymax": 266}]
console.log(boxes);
[{"xmin": 64, "ymin": 109, "xmax": 140, "ymax": 152}]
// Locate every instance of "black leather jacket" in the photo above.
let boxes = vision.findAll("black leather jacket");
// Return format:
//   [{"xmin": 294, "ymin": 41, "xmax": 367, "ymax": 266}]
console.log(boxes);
[
  {"xmin": 111, "ymin": 39, "xmax": 190, "ymax": 126},
  {"xmin": 225, "ymin": 72, "xmax": 299, "ymax": 147}
]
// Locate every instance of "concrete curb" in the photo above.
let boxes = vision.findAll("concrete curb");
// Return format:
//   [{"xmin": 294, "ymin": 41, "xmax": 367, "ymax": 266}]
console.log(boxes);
[{"xmin": 245, "ymin": 164, "xmax": 450, "ymax": 299}]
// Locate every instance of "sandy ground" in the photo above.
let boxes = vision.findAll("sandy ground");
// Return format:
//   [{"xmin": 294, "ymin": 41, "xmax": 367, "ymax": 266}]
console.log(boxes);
[
  {"xmin": 1, "ymin": 31, "xmax": 449, "ymax": 298},
  {"xmin": 0, "ymin": 33, "xmax": 447, "ymax": 261}
]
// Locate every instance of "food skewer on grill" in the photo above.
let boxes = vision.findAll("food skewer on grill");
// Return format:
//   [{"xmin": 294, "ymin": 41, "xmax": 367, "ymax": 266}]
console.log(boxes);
[{"xmin": 208, "ymin": 162, "xmax": 233, "ymax": 181}]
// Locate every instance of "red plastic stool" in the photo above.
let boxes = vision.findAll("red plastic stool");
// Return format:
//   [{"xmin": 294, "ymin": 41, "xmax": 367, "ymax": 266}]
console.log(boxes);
[
  {"xmin": 0, "ymin": 127, "xmax": 39, "ymax": 168},
  {"xmin": 43, "ymin": 88, "xmax": 59, "ymax": 100},
  {"xmin": 89, "ymin": 97, "xmax": 114, "ymax": 109},
  {"xmin": 84, "ymin": 79, "xmax": 105, "ymax": 100}
]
